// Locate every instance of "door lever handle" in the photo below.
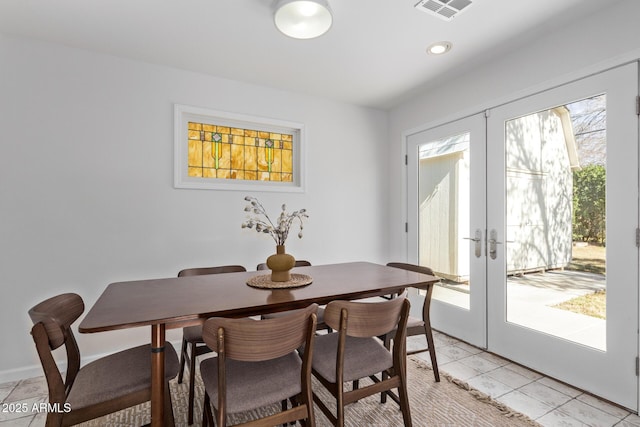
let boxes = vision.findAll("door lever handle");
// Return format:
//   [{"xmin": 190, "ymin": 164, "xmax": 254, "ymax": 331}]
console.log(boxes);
[
  {"xmin": 464, "ymin": 229, "xmax": 482, "ymax": 258},
  {"xmin": 489, "ymin": 229, "xmax": 502, "ymax": 259}
]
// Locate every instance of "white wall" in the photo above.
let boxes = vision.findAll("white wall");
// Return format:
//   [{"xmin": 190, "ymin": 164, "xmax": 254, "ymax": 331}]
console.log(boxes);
[
  {"xmin": 388, "ymin": 0, "xmax": 640, "ymax": 261},
  {"xmin": 0, "ymin": 34, "xmax": 389, "ymax": 381}
]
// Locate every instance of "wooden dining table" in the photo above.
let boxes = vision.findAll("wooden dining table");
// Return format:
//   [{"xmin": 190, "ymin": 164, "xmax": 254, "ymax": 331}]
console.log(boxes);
[{"xmin": 79, "ymin": 261, "xmax": 439, "ymax": 426}]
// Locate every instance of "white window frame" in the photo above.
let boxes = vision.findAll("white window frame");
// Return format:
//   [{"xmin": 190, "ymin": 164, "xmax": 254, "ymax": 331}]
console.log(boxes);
[{"xmin": 174, "ymin": 104, "xmax": 306, "ymax": 192}]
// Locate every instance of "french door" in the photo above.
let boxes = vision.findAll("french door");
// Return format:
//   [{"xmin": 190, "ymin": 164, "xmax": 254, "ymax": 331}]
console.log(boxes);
[
  {"xmin": 407, "ymin": 113, "xmax": 487, "ymax": 348},
  {"xmin": 407, "ymin": 62, "xmax": 639, "ymax": 410}
]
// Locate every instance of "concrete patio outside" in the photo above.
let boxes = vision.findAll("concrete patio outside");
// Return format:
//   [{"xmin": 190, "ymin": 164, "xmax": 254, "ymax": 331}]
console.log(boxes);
[
  {"xmin": 431, "ymin": 270, "xmax": 606, "ymax": 350},
  {"xmin": 506, "ymin": 270, "xmax": 606, "ymax": 350}
]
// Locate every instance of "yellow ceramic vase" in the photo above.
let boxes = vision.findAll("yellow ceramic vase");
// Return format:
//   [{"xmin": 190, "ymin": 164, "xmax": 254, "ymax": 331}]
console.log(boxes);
[{"xmin": 266, "ymin": 245, "xmax": 295, "ymax": 282}]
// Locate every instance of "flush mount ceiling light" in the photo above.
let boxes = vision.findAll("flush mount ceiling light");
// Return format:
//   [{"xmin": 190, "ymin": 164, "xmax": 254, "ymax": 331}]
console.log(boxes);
[
  {"xmin": 427, "ymin": 41, "xmax": 452, "ymax": 55},
  {"xmin": 273, "ymin": 0, "xmax": 333, "ymax": 39}
]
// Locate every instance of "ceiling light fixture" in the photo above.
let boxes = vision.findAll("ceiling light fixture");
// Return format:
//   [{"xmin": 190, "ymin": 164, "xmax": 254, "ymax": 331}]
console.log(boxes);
[
  {"xmin": 273, "ymin": 0, "xmax": 333, "ymax": 39},
  {"xmin": 427, "ymin": 41, "xmax": 452, "ymax": 55}
]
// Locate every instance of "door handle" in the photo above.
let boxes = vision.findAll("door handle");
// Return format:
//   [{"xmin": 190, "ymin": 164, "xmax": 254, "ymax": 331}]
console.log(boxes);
[
  {"xmin": 489, "ymin": 229, "xmax": 501, "ymax": 259},
  {"xmin": 463, "ymin": 229, "xmax": 482, "ymax": 258}
]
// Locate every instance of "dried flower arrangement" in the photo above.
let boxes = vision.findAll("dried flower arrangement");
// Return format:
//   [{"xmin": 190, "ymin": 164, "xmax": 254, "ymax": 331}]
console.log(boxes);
[{"xmin": 241, "ymin": 196, "xmax": 308, "ymax": 246}]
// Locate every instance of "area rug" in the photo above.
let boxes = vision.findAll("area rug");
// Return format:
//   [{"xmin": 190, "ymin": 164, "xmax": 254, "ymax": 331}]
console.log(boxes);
[{"xmin": 79, "ymin": 357, "xmax": 540, "ymax": 426}]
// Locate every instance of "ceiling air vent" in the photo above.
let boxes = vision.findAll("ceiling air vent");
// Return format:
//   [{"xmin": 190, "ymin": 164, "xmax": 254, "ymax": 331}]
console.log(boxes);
[{"xmin": 414, "ymin": 0, "xmax": 473, "ymax": 21}]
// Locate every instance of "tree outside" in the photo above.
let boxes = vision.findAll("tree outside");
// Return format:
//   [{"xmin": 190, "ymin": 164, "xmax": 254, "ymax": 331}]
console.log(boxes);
[
  {"xmin": 566, "ymin": 94, "xmax": 606, "ymax": 248},
  {"xmin": 554, "ymin": 95, "xmax": 606, "ymax": 318}
]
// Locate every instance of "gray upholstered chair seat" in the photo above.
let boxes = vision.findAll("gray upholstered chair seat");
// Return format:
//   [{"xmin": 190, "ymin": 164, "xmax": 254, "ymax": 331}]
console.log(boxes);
[
  {"xmin": 67, "ymin": 342, "xmax": 179, "ymax": 410},
  {"xmin": 311, "ymin": 333, "xmax": 392, "ymax": 383},
  {"xmin": 200, "ymin": 352, "xmax": 302, "ymax": 414},
  {"xmin": 405, "ymin": 316, "xmax": 423, "ymax": 329}
]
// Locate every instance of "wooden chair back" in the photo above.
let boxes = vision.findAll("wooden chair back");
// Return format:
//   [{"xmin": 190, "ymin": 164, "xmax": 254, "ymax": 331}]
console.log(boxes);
[
  {"xmin": 178, "ymin": 265, "xmax": 246, "ymax": 277},
  {"xmin": 323, "ymin": 291, "xmax": 409, "ymax": 338},
  {"xmin": 202, "ymin": 303, "xmax": 318, "ymax": 361},
  {"xmin": 29, "ymin": 292, "xmax": 84, "ymax": 350},
  {"xmin": 386, "ymin": 262, "xmax": 434, "ymax": 276},
  {"xmin": 201, "ymin": 304, "xmax": 318, "ymax": 427},
  {"xmin": 29, "ymin": 293, "xmax": 85, "ymax": 403}
]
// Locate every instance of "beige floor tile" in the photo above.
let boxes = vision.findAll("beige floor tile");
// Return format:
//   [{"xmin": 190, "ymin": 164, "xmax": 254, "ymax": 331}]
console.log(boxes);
[
  {"xmin": 502, "ymin": 362, "xmax": 544, "ymax": 381},
  {"xmin": 6, "ymin": 378, "xmax": 48, "ymax": 403},
  {"xmin": 0, "ymin": 384, "xmax": 16, "ymax": 403},
  {"xmin": 486, "ymin": 365, "xmax": 535, "ymax": 389},
  {"xmin": 0, "ymin": 396, "xmax": 47, "ymax": 423},
  {"xmin": 452, "ymin": 341, "xmax": 484, "ymax": 355},
  {"xmin": 620, "ymin": 413, "xmax": 640, "ymax": 427},
  {"xmin": 575, "ymin": 393, "xmax": 630, "ymax": 419},
  {"xmin": 476, "ymin": 351, "xmax": 510, "ymax": 367},
  {"xmin": 536, "ymin": 409, "xmax": 585, "ymax": 427},
  {"xmin": 557, "ymin": 399, "xmax": 622, "ymax": 427},
  {"xmin": 0, "ymin": 415, "xmax": 34, "ymax": 426},
  {"xmin": 458, "ymin": 353, "xmax": 502, "ymax": 373},
  {"xmin": 496, "ymin": 390, "xmax": 555, "ymax": 420},
  {"xmin": 466, "ymin": 373, "xmax": 513, "ymax": 398},
  {"xmin": 435, "ymin": 344, "xmax": 474, "ymax": 364},
  {"xmin": 519, "ymin": 382, "xmax": 573, "ymax": 407},
  {"xmin": 535, "ymin": 376, "xmax": 582, "ymax": 398},
  {"xmin": 439, "ymin": 360, "xmax": 483, "ymax": 381},
  {"xmin": 30, "ymin": 411, "xmax": 47, "ymax": 426},
  {"xmin": 433, "ymin": 331, "xmax": 461, "ymax": 347}
]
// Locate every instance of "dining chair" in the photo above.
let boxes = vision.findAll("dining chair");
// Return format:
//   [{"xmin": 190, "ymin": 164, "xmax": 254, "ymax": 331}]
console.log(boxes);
[
  {"xmin": 258, "ymin": 260, "xmax": 330, "ymax": 332},
  {"xmin": 177, "ymin": 264, "xmax": 247, "ymax": 425},
  {"xmin": 307, "ymin": 293, "xmax": 412, "ymax": 427},
  {"xmin": 385, "ymin": 262, "xmax": 440, "ymax": 383},
  {"xmin": 200, "ymin": 303, "xmax": 318, "ymax": 427},
  {"xmin": 28, "ymin": 293, "xmax": 179, "ymax": 427}
]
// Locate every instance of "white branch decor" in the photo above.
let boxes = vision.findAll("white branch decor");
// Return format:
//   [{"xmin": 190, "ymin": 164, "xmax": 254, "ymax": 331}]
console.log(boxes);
[{"xmin": 241, "ymin": 196, "xmax": 308, "ymax": 246}]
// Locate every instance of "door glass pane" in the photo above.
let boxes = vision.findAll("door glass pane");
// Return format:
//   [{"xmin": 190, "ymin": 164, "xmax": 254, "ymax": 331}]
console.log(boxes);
[
  {"xmin": 505, "ymin": 94, "xmax": 606, "ymax": 350},
  {"xmin": 418, "ymin": 132, "xmax": 471, "ymax": 310}
]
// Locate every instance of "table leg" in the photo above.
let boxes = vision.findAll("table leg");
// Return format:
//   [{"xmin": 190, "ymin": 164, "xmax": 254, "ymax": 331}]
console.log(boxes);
[{"xmin": 151, "ymin": 324, "xmax": 165, "ymax": 427}]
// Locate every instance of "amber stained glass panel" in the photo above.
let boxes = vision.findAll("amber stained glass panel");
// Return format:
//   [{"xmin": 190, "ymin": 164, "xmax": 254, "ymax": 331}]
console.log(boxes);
[{"xmin": 187, "ymin": 122, "xmax": 294, "ymax": 182}]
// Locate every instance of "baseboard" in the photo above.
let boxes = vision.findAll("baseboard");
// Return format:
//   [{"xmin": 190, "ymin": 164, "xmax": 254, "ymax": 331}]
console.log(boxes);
[{"xmin": 0, "ymin": 364, "xmax": 51, "ymax": 385}]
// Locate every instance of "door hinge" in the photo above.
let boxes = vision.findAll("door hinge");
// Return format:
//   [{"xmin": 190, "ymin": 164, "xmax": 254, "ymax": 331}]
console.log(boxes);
[
  {"xmin": 405, "ymin": 222, "xmax": 408, "ymax": 233},
  {"xmin": 405, "ymin": 154, "xmax": 408, "ymax": 165},
  {"xmin": 636, "ymin": 228, "xmax": 640, "ymax": 247},
  {"xmin": 636, "ymin": 96, "xmax": 640, "ymax": 116},
  {"xmin": 636, "ymin": 357, "xmax": 639, "ymax": 376}
]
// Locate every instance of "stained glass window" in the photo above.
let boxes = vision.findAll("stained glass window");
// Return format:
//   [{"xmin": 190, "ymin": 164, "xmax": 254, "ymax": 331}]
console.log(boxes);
[
  {"xmin": 174, "ymin": 104, "xmax": 304, "ymax": 192},
  {"xmin": 187, "ymin": 122, "xmax": 294, "ymax": 183}
]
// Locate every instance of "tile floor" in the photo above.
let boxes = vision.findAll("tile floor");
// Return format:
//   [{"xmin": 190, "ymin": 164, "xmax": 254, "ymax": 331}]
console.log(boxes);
[
  {"xmin": 2, "ymin": 332, "xmax": 639, "ymax": 426},
  {"xmin": 411, "ymin": 332, "xmax": 640, "ymax": 427}
]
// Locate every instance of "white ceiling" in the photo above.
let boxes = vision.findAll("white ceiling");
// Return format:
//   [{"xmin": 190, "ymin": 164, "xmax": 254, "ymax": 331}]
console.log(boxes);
[{"xmin": 0, "ymin": 0, "xmax": 619, "ymax": 109}]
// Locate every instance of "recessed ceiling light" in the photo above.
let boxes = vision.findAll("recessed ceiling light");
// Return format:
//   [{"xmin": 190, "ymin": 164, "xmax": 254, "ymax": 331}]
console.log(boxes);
[{"xmin": 427, "ymin": 41, "xmax": 452, "ymax": 55}]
